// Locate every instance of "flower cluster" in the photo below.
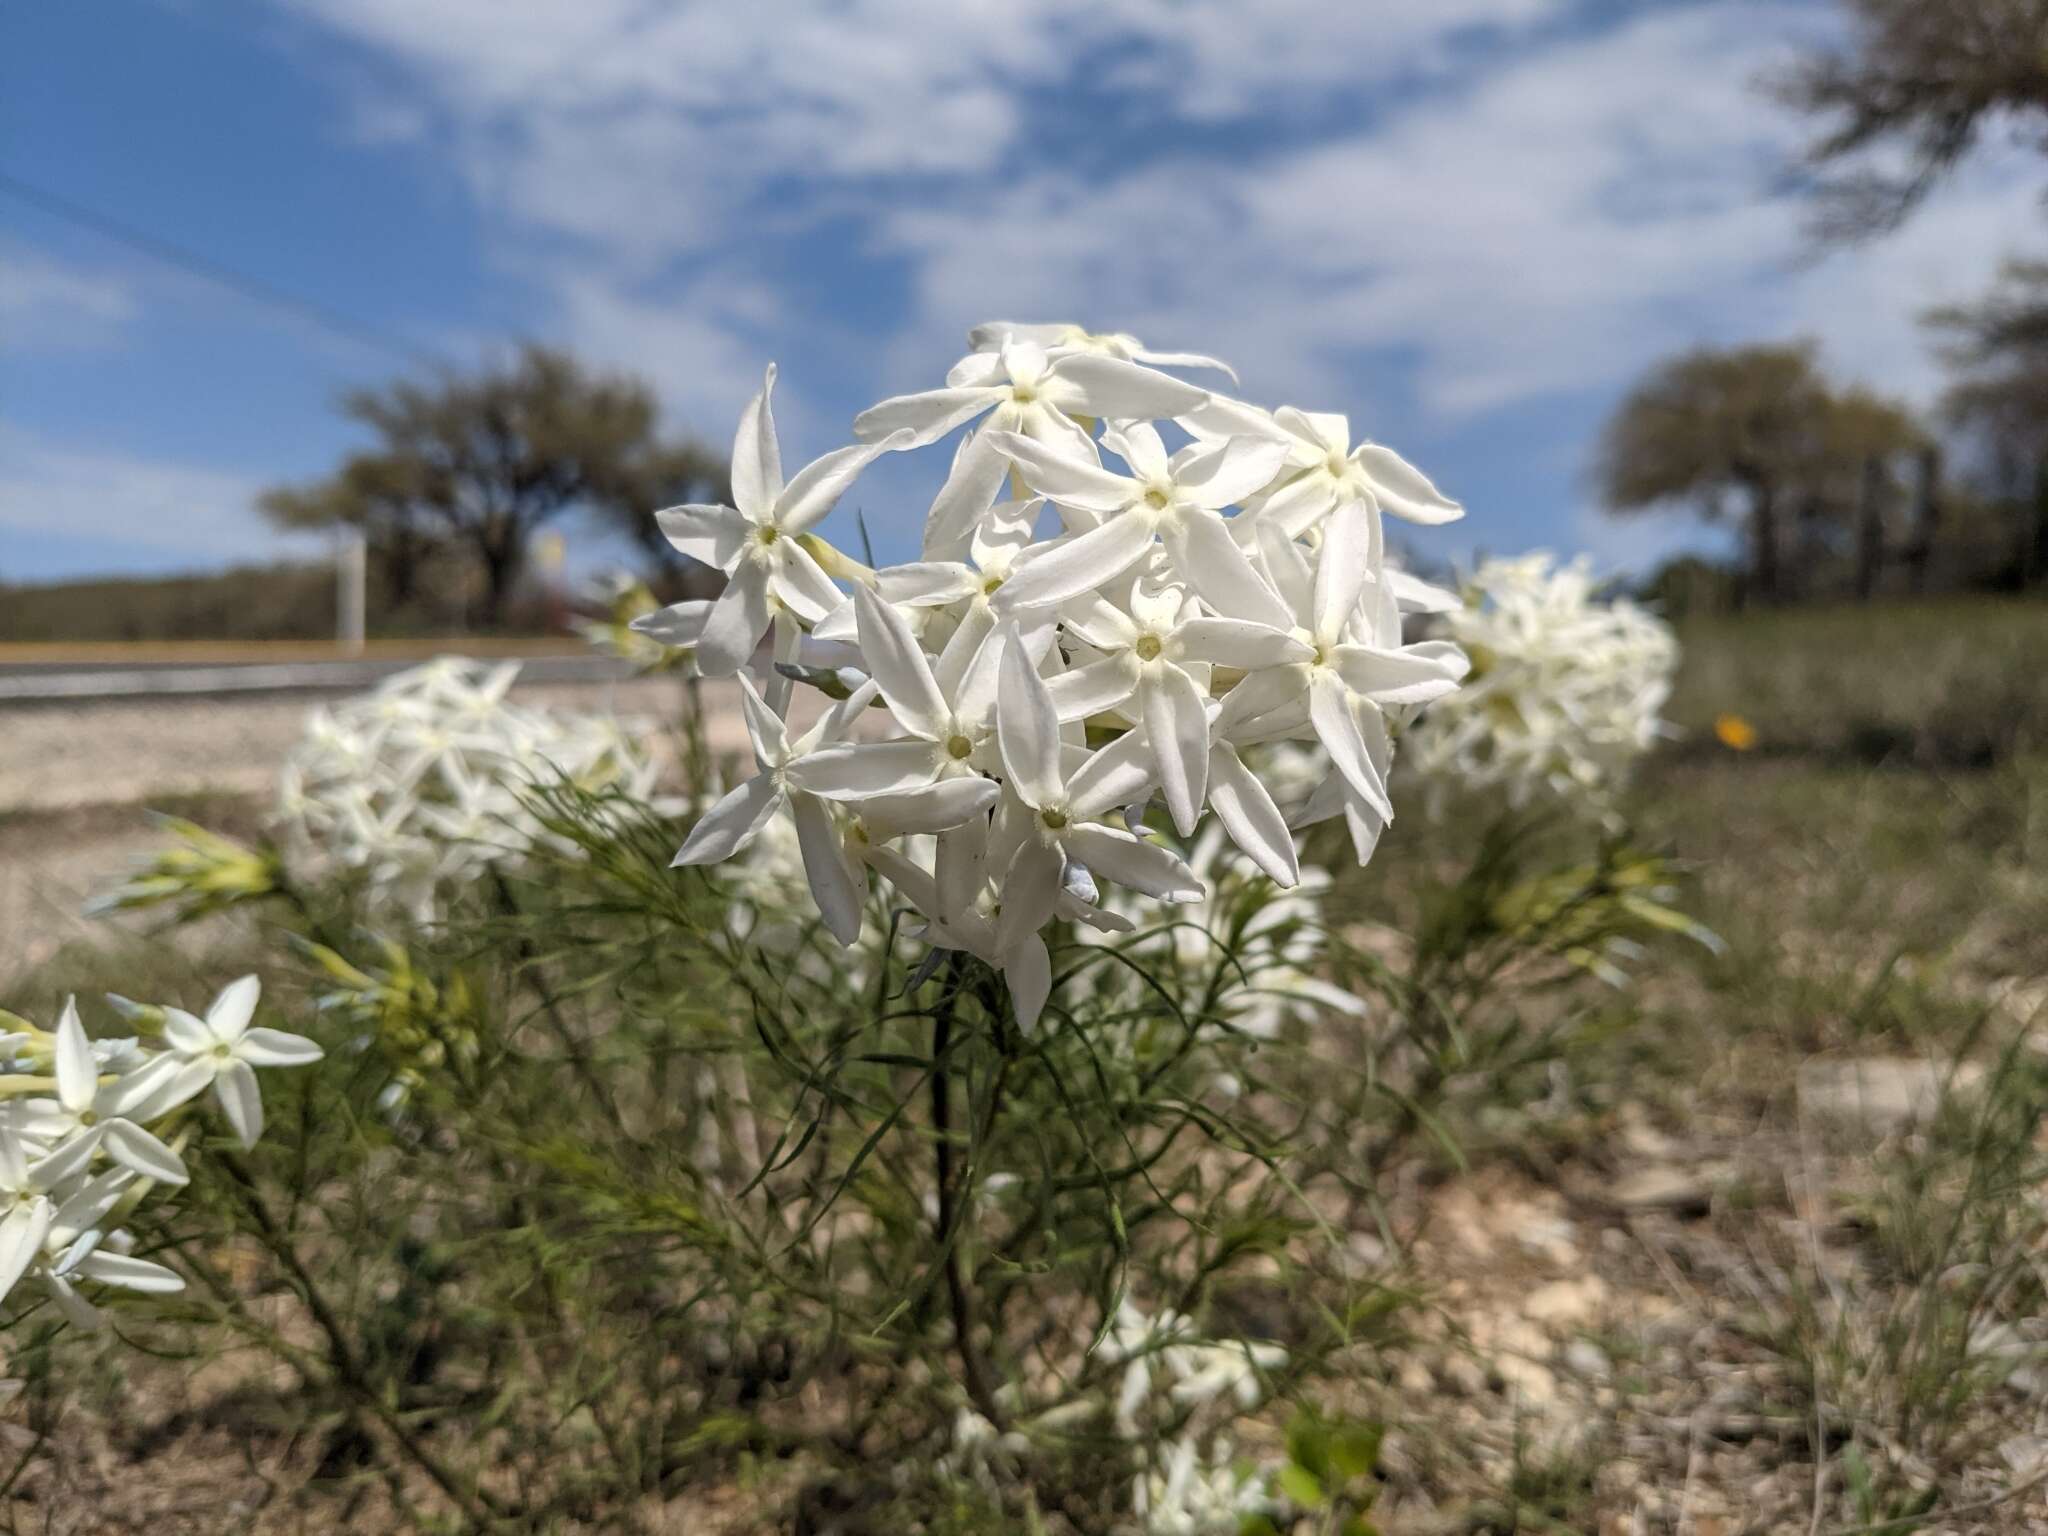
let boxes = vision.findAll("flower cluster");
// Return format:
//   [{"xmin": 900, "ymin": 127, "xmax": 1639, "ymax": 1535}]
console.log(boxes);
[
  {"xmin": 1404, "ymin": 554, "xmax": 1678, "ymax": 816},
  {"xmin": 638, "ymin": 325, "xmax": 1470, "ymax": 1029},
  {"xmin": 1107, "ymin": 1301, "xmax": 1288, "ymax": 1533},
  {"xmin": 276, "ymin": 657, "xmax": 664, "ymax": 917},
  {"xmin": 0, "ymin": 979, "xmax": 319, "ymax": 1324}
]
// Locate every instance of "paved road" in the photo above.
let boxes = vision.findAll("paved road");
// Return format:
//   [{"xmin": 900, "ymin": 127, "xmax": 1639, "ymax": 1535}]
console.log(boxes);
[{"xmin": 0, "ymin": 652, "xmax": 634, "ymax": 704}]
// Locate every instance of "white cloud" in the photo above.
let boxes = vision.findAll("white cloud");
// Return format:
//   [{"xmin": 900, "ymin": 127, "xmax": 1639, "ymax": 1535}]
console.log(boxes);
[
  {"xmin": 0, "ymin": 427, "xmax": 302, "ymax": 566},
  {"xmin": 274, "ymin": 0, "xmax": 2044, "ymax": 531},
  {"xmin": 0, "ymin": 246, "xmax": 136, "ymax": 351}
]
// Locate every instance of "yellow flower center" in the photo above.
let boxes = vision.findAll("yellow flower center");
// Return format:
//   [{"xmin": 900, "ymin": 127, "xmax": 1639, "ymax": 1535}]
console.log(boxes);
[
  {"xmin": 755, "ymin": 525, "xmax": 779, "ymax": 547},
  {"xmin": 1143, "ymin": 486, "xmax": 1171, "ymax": 511},
  {"xmin": 1040, "ymin": 807, "xmax": 1069, "ymax": 831},
  {"xmin": 1134, "ymin": 634, "xmax": 1164, "ymax": 662},
  {"xmin": 946, "ymin": 734, "xmax": 975, "ymax": 761}
]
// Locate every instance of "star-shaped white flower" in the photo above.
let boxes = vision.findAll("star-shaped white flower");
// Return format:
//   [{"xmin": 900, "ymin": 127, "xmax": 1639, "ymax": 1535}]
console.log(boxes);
[
  {"xmin": 987, "ymin": 423, "xmax": 1291, "ymax": 620},
  {"xmin": 155, "ymin": 975, "xmax": 324, "ymax": 1151},
  {"xmin": 657, "ymin": 364, "xmax": 904, "ymax": 676}
]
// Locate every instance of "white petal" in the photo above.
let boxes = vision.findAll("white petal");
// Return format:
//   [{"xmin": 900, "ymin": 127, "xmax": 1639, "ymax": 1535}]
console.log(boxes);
[
  {"xmin": 853, "ymin": 386, "xmax": 1000, "ymax": 447},
  {"xmin": 996, "ymin": 636, "xmax": 1064, "ymax": 807},
  {"xmin": 1140, "ymin": 666, "xmax": 1210, "ymax": 838},
  {"xmin": 767, "ymin": 538, "xmax": 844, "ymax": 622},
  {"xmin": 214, "ymin": 1060, "xmax": 264, "ymax": 1150},
  {"xmin": 777, "ymin": 439, "xmax": 894, "ymax": 534},
  {"xmin": 848, "ymin": 776, "xmax": 998, "ymax": 837},
  {"xmin": 1173, "ymin": 617, "xmax": 1312, "ymax": 668},
  {"xmin": 1164, "ymin": 509, "xmax": 1294, "ymax": 631},
  {"xmin": 1063, "ymin": 825, "xmax": 1200, "ymax": 901},
  {"xmin": 1180, "ymin": 392, "xmax": 1292, "ymax": 446},
  {"xmin": 54, "ymin": 999, "xmax": 96, "ymax": 1118},
  {"xmin": 101, "ymin": 1119, "xmax": 189, "ymax": 1186},
  {"xmin": 1258, "ymin": 473, "xmax": 1339, "ymax": 539},
  {"xmin": 1002, "ymin": 934, "xmax": 1051, "ymax": 1034},
  {"xmin": 671, "ymin": 773, "xmax": 783, "ymax": 865},
  {"xmin": 994, "ymin": 513, "xmax": 1156, "ymax": 614},
  {"xmin": 996, "ymin": 840, "xmax": 1063, "ymax": 954},
  {"xmin": 1356, "ymin": 443, "xmax": 1462, "ymax": 524},
  {"xmin": 1042, "ymin": 351, "xmax": 1209, "ymax": 422},
  {"xmin": 854, "ymin": 585, "xmax": 949, "ymax": 739},
  {"xmin": 694, "ymin": 563, "xmax": 773, "ymax": 677},
  {"xmin": 1310, "ymin": 673, "xmax": 1394, "ymax": 822},
  {"xmin": 1064, "ymin": 730, "xmax": 1158, "ymax": 821},
  {"xmin": 26, "ymin": 1126, "xmax": 99, "ymax": 1191},
  {"xmin": 1131, "ymin": 344, "xmax": 1238, "ymax": 382},
  {"xmin": 923, "ymin": 429, "xmax": 1013, "ymax": 559},
  {"xmin": 1313, "ymin": 499, "xmax": 1374, "ymax": 641},
  {"xmin": 1332, "ymin": 644, "xmax": 1466, "ymax": 706},
  {"xmin": 100, "ymin": 1053, "xmax": 209, "ymax": 1121},
  {"xmin": 158, "ymin": 1005, "xmax": 214, "ymax": 1055},
  {"xmin": 1254, "ymin": 519, "xmax": 1315, "ymax": 627},
  {"xmin": 787, "ymin": 741, "xmax": 939, "ymax": 798},
  {"xmin": 986, "ymin": 431, "xmax": 1136, "ymax": 515},
  {"xmin": 731, "ymin": 364, "xmax": 783, "ymax": 516},
  {"xmin": 792, "ymin": 795, "xmax": 866, "ymax": 947},
  {"xmin": 737, "ymin": 673, "xmax": 791, "ymax": 768},
  {"xmin": 76, "ymin": 1250, "xmax": 185, "ymax": 1294},
  {"xmin": 1045, "ymin": 655, "xmax": 1139, "ymax": 722},
  {"xmin": 204, "ymin": 975, "xmax": 262, "ymax": 1043},
  {"xmin": 234, "ymin": 1028, "xmax": 324, "ymax": 1068},
  {"xmin": 0, "ymin": 1201, "xmax": 52, "ymax": 1305},
  {"xmin": 655, "ymin": 505, "xmax": 747, "ymax": 570},
  {"xmin": 1207, "ymin": 746, "xmax": 1300, "ymax": 887},
  {"xmin": 873, "ymin": 561, "xmax": 977, "ymax": 607},
  {"xmin": 1174, "ymin": 434, "xmax": 1291, "ymax": 511}
]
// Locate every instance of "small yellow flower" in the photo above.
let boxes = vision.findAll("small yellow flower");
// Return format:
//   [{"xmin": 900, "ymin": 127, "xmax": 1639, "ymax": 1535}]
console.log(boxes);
[{"xmin": 1714, "ymin": 713, "xmax": 1758, "ymax": 752}]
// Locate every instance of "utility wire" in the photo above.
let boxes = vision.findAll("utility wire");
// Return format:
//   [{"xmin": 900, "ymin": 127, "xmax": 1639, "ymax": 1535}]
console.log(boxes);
[{"xmin": 0, "ymin": 168, "xmax": 439, "ymax": 368}]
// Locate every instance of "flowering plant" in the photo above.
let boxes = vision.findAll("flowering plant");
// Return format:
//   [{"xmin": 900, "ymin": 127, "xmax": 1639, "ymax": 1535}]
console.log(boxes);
[
  {"xmin": 1404, "ymin": 553, "xmax": 1678, "ymax": 818},
  {"xmin": 637, "ymin": 326, "xmax": 1470, "ymax": 1030},
  {"xmin": 0, "ymin": 979, "xmax": 319, "ymax": 1326}
]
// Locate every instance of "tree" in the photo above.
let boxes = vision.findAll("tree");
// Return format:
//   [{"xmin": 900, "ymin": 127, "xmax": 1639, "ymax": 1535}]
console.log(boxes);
[
  {"xmin": 261, "ymin": 455, "xmax": 443, "ymax": 611},
  {"xmin": 1777, "ymin": 0, "xmax": 2048, "ymax": 237},
  {"xmin": 1597, "ymin": 345, "xmax": 1833, "ymax": 603},
  {"xmin": 1929, "ymin": 261, "xmax": 2048, "ymax": 582},
  {"xmin": 265, "ymin": 346, "xmax": 725, "ymax": 628},
  {"xmin": 1598, "ymin": 345, "xmax": 1924, "ymax": 603}
]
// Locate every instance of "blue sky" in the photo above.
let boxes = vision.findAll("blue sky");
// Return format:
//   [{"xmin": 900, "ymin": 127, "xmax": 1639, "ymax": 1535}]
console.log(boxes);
[{"xmin": 4, "ymin": 0, "xmax": 2042, "ymax": 585}]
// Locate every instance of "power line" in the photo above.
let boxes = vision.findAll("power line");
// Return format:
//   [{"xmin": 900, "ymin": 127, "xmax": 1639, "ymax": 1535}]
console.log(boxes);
[{"xmin": 0, "ymin": 168, "xmax": 438, "ymax": 369}]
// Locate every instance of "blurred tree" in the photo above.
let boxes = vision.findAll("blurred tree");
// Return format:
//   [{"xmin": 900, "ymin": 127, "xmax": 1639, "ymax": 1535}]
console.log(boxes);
[
  {"xmin": 1816, "ymin": 388, "xmax": 1927, "ymax": 600},
  {"xmin": 1778, "ymin": 0, "xmax": 2048, "ymax": 237},
  {"xmin": 1597, "ymin": 344, "xmax": 1833, "ymax": 603},
  {"xmin": 1929, "ymin": 261, "xmax": 2048, "ymax": 583},
  {"xmin": 261, "ymin": 456, "xmax": 442, "ymax": 611},
  {"xmin": 1599, "ymin": 346, "xmax": 1925, "ymax": 603},
  {"xmin": 264, "ymin": 346, "xmax": 726, "ymax": 628}
]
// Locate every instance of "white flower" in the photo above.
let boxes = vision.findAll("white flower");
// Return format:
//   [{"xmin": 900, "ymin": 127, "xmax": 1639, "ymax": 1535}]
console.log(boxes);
[
  {"xmin": 1133, "ymin": 1436, "xmax": 1273, "ymax": 1535},
  {"xmin": 988, "ymin": 422, "xmax": 1291, "ymax": 619},
  {"xmin": 18, "ymin": 1000, "xmax": 190, "ymax": 1188},
  {"xmin": 966, "ymin": 321, "xmax": 1239, "ymax": 382},
  {"xmin": 658, "ymin": 364, "xmax": 906, "ymax": 676},
  {"xmin": 1201, "ymin": 404, "xmax": 1463, "ymax": 541},
  {"xmin": 0, "ymin": 988, "xmax": 320, "ymax": 1320},
  {"xmin": 672, "ymin": 673, "xmax": 994, "ymax": 946},
  {"xmin": 1405, "ymin": 553, "xmax": 1678, "ymax": 816},
  {"xmin": 153, "ymin": 976, "xmax": 323, "ymax": 1150},
  {"xmin": 276, "ymin": 657, "xmax": 663, "ymax": 918}
]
